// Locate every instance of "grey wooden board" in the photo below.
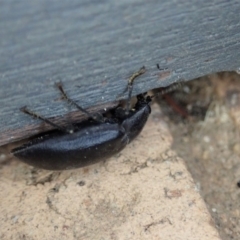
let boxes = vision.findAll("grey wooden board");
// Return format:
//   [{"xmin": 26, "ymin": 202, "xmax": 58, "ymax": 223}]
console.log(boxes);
[{"xmin": 1, "ymin": 0, "xmax": 240, "ymax": 146}]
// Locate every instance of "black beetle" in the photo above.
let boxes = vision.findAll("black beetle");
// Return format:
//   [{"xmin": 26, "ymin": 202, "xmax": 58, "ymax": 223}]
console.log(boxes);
[{"xmin": 12, "ymin": 67, "xmax": 152, "ymax": 170}]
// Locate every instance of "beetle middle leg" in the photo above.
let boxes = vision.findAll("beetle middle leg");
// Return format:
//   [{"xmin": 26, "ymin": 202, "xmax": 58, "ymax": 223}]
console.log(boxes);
[{"xmin": 55, "ymin": 82, "xmax": 104, "ymax": 122}]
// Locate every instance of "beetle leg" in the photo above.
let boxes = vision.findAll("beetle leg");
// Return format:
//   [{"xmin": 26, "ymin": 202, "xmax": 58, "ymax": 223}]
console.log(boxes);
[
  {"xmin": 55, "ymin": 82, "xmax": 104, "ymax": 123},
  {"xmin": 20, "ymin": 106, "xmax": 68, "ymax": 133},
  {"xmin": 126, "ymin": 66, "xmax": 146, "ymax": 114}
]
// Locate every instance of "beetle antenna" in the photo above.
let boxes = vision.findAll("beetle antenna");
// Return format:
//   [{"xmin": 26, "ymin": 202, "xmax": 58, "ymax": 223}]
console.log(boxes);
[
  {"xmin": 55, "ymin": 82, "xmax": 104, "ymax": 123},
  {"xmin": 125, "ymin": 66, "xmax": 146, "ymax": 114},
  {"xmin": 20, "ymin": 106, "xmax": 69, "ymax": 133}
]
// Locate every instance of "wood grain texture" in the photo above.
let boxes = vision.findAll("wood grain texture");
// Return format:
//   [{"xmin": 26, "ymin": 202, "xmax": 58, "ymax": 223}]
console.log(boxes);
[{"xmin": 1, "ymin": 0, "xmax": 240, "ymax": 146}]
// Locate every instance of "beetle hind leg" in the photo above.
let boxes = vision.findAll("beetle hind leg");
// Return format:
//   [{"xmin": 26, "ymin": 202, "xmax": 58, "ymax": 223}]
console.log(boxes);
[{"xmin": 20, "ymin": 106, "xmax": 68, "ymax": 133}]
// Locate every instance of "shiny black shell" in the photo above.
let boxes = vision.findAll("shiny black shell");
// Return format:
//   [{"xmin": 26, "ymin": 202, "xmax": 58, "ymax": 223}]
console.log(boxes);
[{"xmin": 12, "ymin": 94, "xmax": 151, "ymax": 170}]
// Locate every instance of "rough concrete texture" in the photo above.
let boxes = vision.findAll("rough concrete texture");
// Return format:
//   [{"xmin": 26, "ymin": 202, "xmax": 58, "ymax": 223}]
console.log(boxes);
[
  {"xmin": 0, "ymin": 105, "xmax": 220, "ymax": 240},
  {"xmin": 165, "ymin": 72, "xmax": 240, "ymax": 240}
]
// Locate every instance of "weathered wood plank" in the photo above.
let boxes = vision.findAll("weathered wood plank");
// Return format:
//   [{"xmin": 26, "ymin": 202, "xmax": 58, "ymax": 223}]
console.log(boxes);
[{"xmin": 1, "ymin": 0, "xmax": 240, "ymax": 146}]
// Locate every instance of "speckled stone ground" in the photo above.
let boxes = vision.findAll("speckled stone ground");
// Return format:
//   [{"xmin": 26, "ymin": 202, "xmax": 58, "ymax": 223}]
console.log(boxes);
[{"xmin": 0, "ymin": 104, "xmax": 220, "ymax": 240}]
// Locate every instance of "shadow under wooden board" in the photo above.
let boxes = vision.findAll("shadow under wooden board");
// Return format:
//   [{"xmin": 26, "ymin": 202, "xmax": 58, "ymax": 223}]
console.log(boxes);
[{"xmin": 0, "ymin": 0, "xmax": 240, "ymax": 146}]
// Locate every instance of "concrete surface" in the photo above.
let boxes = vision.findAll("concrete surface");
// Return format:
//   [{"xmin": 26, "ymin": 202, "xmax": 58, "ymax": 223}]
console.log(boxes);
[{"xmin": 0, "ymin": 105, "xmax": 221, "ymax": 240}]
